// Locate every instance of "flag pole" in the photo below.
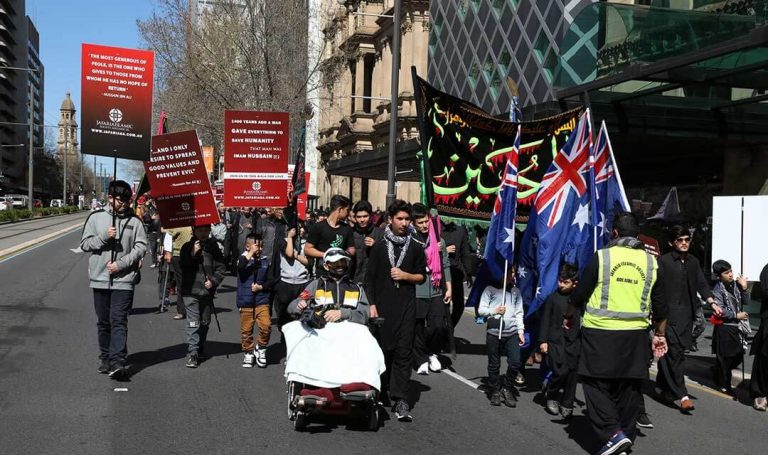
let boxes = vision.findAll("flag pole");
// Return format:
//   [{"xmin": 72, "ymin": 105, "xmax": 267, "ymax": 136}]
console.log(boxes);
[
  {"xmin": 601, "ymin": 121, "xmax": 630, "ymax": 210},
  {"xmin": 500, "ymin": 259, "xmax": 508, "ymax": 340},
  {"xmin": 586, "ymin": 110, "xmax": 597, "ymax": 253}
]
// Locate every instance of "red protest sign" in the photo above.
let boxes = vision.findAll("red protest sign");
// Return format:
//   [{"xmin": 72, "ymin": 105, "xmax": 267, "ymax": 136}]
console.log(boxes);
[
  {"xmin": 224, "ymin": 110, "xmax": 289, "ymax": 207},
  {"xmin": 81, "ymin": 43, "xmax": 154, "ymax": 161},
  {"xmin": 288, "ymin": 165, "xmax": 310, "ymax": 220},
  {"xmin": 145, "ymin": 130, "xmax": 219, "ymax": 229},
  {"xmin": 297, "ymin": 173, "xmax": 310, "ymax": 220}
]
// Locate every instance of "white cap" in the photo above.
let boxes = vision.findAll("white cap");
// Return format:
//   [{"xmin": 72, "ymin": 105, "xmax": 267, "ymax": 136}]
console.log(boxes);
[{"xmin": 323, "ymin": 247, "xmax": 349, "ymax": 263}]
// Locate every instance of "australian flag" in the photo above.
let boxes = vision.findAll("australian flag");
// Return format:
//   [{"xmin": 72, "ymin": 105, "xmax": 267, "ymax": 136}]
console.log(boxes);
[
  {"xmin": 518, "ymin": 110, "xmax": 592, "ymax": 316},
  {"xmin": 591, "ymin": 121, "xmax": 630, "ymax": 249},
  {"xmin": 484, "ymin": 126, "xmax": 521, "ymax": 280}
]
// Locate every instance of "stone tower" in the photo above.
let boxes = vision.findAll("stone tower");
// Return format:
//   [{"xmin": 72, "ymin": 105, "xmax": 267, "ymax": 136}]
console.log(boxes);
[{"xmin": 57, "ymin": 92, "xmax": 79, "ymax": 159}]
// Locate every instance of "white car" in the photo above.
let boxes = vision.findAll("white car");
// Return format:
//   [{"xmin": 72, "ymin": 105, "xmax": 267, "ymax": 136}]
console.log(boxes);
[
  {"xmin": 50, "ymin": 199, "xmax": 64, "ymax": 208},
  {"xmin": 0, "ymin": 197, "xmax": 11, "ymax": 211}
]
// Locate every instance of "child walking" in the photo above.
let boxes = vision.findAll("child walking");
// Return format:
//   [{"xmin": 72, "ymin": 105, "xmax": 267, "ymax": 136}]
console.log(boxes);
[
  {"xmin": 538, "ymin": 263, "xmax": 580, "ymax": 418},
  {"xmin": 478, "ymin": 267, "xmax": 525, "ymax": 407},
  {"xmin": 237, "ymin": 234, "xmax": 276, "ymax": 368}
]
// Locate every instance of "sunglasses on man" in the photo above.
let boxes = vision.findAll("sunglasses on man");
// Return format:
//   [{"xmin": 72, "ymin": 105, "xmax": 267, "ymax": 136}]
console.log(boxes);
[{"xmin": 674, "ymin": 236, "xmax": 691, "ymax": 244}]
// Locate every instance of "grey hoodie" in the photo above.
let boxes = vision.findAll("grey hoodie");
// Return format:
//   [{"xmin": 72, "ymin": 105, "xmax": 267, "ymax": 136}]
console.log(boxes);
[{"xmin": 80, "ymin": 207, "xmax": 147, "ymax": 290}]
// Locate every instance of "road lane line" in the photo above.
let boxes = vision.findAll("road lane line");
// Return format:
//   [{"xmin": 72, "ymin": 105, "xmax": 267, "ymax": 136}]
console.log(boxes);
[
  {"xmin": 0, "ymin": 223, "xmax": 82, "ymax": 263},
  {"xmin": 443, "ymin": 368, "xmax": 482, "ymax": 391}
]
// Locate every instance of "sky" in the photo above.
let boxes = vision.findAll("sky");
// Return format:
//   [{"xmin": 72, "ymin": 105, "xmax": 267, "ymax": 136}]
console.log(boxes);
[{"xmin": 27, "ymin": 0, "xmax": 157, "ymax": 182}]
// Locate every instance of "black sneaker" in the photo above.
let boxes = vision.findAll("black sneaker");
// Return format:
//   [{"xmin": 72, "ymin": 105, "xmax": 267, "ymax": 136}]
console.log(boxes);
[
  {"xmin": 501, "ymin": 388, "xmax": 517, "ymax": 408},
  {"xmin": 186, "ymin": 354, "xmax": 199, "ymax": 368},
  {"xmin": 393, "ymin": 400, "xmax": 412, "ymax": 422},
  {"xmin": 490, "ymin": 391, "xmax": 502, "ymax": 406},
  {"xmin": 98, "ymin": 360, "xmax": 110, "ymax": 374},
  {"xmin": 108, "ymin": 364, "xmax": 128, "ymax": 380},
  {"xmin": 636, "ymin": 412, "xmax": 653, "ymax": 429}
]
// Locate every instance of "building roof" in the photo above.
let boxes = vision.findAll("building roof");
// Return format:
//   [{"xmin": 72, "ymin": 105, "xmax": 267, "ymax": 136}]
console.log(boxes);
[{"xmin": 61, "ymin": 92, "xmax": 75, "ymax": 111}]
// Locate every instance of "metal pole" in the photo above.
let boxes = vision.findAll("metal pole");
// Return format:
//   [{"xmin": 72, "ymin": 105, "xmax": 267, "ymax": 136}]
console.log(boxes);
[
  {"xmin": 385, "ymin": 0, "xmax": 402, "ymax": 209},
  {"xmin": 27, "ymin": 83, "xmax": 34, "ymax": 210},
  {"xmin": 93, "ymin": 155, "xmax": 97, "ymax": 197}
]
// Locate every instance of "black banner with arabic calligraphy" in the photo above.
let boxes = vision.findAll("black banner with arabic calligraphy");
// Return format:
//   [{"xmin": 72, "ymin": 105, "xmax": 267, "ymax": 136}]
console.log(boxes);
[{"xmin": 413, "ymin": 72, "xmax": 582, "ymax": 222}]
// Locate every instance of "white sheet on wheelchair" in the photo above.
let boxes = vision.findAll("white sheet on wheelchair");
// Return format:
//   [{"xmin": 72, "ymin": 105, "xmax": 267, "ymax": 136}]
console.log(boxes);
[{"xmin": 283, "ymin": 320, "xmax": 385, "ymax": 391}]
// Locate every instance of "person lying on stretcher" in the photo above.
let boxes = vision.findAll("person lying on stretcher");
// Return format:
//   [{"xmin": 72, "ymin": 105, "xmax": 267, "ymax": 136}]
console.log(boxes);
[{"xmin": 288, "ymin": 248, "xmax": 370, "ymax": 326}]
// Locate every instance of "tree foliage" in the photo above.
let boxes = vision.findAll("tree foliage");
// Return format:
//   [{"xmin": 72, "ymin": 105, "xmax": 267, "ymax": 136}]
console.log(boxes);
[{"xmin": 137, "ymin": 0, "xmax": 341, "ymax": 159}]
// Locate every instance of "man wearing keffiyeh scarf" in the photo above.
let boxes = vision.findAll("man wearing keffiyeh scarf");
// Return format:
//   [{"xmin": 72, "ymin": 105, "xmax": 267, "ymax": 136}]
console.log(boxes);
[{"xmin": 365, "ymin": 200, "xmax": 427, "ymax": 422}]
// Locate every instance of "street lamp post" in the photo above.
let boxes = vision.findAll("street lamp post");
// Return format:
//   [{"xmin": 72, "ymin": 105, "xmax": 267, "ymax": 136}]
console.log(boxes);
[
  {"xmin": 349, "ymin": 1, "xmax": 401, "ymax": 209},
  {"xmin": 385, "ymin": 0, "xmax": 402, "ymax": 209}
]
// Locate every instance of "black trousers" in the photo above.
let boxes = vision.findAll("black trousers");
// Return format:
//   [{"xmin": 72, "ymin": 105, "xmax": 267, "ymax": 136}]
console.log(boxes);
[
  {"xmin": 147, "ymin": 232, "xmax": 160, "ymax": 264},
  {"xmin": 715, "ymin": 352, "xmax": 743, "ymax": 390},
  {"xmin": 582, "ymin": 376, "xmax": 641, "ymax": 443},
  {"xmin": 93, "ymin": 289, "xmax": 134, "ymax": 367},
  {"xmin": 449, "ymin": 268, "xmax": 465, "ymax": 327},
  {"xmin": 549, "ymin": 368, "xmax": 579, "ymax": 409},
  {"xmin": 751, "ymin": 348, "xmax": 768, "ymax": 398},
  {"xmin": 486, "ymin": 332, "xmax": 521, "ymax": 393},
  {"xmin": 413, "ymin": 296, "xmax": 447, "ymax": 367},
  {"xmin": 274, "ymin": 281, "xmax": 307, "ymax": 330},
  {"xmin": 656, "ymin": 341, "xmax": 688, "ymax": 399},
  {"xmin": 170, "ymin": 256, "xmax": 186, "ymax": 316},
  {"xmin": 381, "ymin": 315, "xmax": 415, "ymax": 402}
]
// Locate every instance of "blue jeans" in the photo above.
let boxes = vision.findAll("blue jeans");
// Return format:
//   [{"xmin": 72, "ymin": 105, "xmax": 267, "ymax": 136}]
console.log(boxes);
[
  {"xmin": 93, "ymin": 289, "xmax": 134, "ymax": 367},
  {"xmin": 486, "ymin": 332, "xmax": 521, "ymax": 392},
  {"xmin": 185, "ymin": 295, "xmax": 212, "ymax": 354}
]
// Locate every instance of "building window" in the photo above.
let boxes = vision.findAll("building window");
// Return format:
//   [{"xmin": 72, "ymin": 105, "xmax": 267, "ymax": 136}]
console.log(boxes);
[
  {"xmin": 468, "ymin": 61, "xmax": 480, "ymax": 89},
  {"xmin": 349, "ymin": 60, "xmax": 356, "ymax": 115},
  {"xmin": 458, "ymin": 0, "xmax": 470, "ymax": 19},
  {"xmin": 363, "ymin": 54, "xmax": 374, "ymax": 113}
]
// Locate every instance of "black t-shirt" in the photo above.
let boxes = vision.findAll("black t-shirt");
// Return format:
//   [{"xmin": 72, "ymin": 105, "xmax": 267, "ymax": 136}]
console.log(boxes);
[
  {"xmin": 306, "ymin": 220, "xmax": 354, "ymax": 253},
  {"xmin": 365, "ymin": 239, "xmax": 427, "ymax": 350}
]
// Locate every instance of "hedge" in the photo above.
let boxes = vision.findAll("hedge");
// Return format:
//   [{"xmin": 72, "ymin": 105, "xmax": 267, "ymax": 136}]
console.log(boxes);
[{"xmin": 0, "ymin": 205, "xmax": 82, "ymax": 223}]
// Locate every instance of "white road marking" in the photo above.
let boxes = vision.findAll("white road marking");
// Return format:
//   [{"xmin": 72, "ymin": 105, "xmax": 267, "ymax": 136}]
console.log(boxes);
[
  {"xmin": 443, "ymin": 368, "xmax": 481, "ymax": 391},
  {"xmin": 0, "ymin": 224, "xmax": 81, "ymax": 264},
  {"xmin": 113, "ymin": 388, "xmax": 128, "ymax": 392}
]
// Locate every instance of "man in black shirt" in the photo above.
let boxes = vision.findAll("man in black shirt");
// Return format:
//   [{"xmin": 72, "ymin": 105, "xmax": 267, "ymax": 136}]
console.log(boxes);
[
  {"xmin": 651, "ymin": 225, "xmax": 718, "ymax": 412},
  {"xmin": 304, "ymin": 195, "xmax": 355, "ymax": 275},
  {"xmin": 351, "ymin": 200, "xmax": 384, "ymax": 284},
  {"xmin": 441, "ymin": 221, "xmax": 474, "ymax": 327},
  {"xmin": 366, "ymin": 200, "xmax": 426, "ymax": 422}
]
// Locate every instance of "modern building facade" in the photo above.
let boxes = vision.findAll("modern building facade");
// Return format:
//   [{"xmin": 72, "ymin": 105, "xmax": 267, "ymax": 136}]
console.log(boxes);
[
  {"xmin": 428, "ymin": 0, "xmax": 593, "ymax": 116},
  {"xmin": 428, "ymin": 0, "xmax": 768, "ymax": 219},
  {"xmin": 313, "ymin": 0, "xmax": 430, "ymax": 209},
  {"xmin": 0, "ymin": 0, "xmax": 44, "ymax": 192}
]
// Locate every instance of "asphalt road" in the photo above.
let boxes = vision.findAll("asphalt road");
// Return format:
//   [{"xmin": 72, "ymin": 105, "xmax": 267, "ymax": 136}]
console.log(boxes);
[{"xmin": 1, "ymin": 228, "xmax": 766, "ymax": 454}]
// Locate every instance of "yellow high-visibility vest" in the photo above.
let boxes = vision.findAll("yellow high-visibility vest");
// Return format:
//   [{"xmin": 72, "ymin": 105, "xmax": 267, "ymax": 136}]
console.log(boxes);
[{"xmin": 583, "ymin": 246, "xmax": 657, "ymax": 330}]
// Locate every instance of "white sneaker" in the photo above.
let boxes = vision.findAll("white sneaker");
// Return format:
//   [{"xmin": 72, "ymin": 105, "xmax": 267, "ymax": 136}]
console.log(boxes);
[
  {"xmin": 255, "ymin": 347, "xmax": 267, "ymax": 368},
  {"xmin": 417, "ymin": 362, "xmax": 429, "ymax": 375},
  {"xmin": 242, "ymin": 351, "xmax": 254, "ymax": 368},
  {"xmin": 428, "ymin": 354, "xmax": 442, "ymax": 372}
]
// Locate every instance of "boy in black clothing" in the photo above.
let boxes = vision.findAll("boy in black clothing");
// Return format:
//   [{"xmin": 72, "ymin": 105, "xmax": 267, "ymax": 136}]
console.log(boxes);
[
  {"xmin": 180, "ymin": 224, "xmax": 226, "ymax": 368},
  {"xmin": 538, "ymin": 263, "xmax": 580, "ymax": 418}
]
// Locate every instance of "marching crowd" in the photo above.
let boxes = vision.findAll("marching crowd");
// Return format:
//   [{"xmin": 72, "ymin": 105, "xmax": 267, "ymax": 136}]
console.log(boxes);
[{"xmin": 81, "ymin": 180, "xmax": 768, "ymax": 455}]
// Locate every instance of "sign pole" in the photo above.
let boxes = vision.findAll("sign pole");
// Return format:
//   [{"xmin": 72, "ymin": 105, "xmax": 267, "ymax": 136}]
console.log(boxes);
[{"xmin": 109, "ymin": 156, "xmax": 117, "ymax": 287}]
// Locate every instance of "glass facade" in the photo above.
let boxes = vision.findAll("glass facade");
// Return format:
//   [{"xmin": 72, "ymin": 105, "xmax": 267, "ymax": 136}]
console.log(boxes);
[{"xmin": 428, "ymin": 0, "xmax": 590, "ymax": 115}]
